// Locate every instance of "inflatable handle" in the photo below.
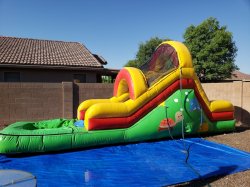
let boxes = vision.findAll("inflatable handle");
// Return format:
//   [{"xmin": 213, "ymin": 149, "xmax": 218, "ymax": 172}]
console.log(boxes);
[{"xmin": 113, "ymin": 67, "xmax": 148, "ymax": 100}]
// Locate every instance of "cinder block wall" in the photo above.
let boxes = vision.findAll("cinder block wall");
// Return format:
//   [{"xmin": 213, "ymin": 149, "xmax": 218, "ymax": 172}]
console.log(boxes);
[
  {"xmin": 77, "ymin": 83, "xmax": 113, "ymax": 102},
  {"xmin": 0, "ymin": 82, "xmax": 63, "ymax": 128},
  {"xmin": 0, "ymin": 82, "xmax": 114, "ymax": 128},
  {"xmin": 0, "ymin": 81, "xmax": 249, "ymax": 129},
  {"xmin": 73, "ymin": 83, "xmax": 114, "ymax": 117}
]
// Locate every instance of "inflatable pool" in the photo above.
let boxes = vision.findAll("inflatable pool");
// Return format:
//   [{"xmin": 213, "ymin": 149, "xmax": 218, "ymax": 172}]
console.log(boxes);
[{"xmin": 0, "ymin": 41, "xmax": 235, "ymax": 154}]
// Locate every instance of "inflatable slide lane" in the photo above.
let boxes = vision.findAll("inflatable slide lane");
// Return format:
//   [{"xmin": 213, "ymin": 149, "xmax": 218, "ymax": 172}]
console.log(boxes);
[{"xmin": 0, "ymin": 41, "xmax": 235, "ymax": 154}]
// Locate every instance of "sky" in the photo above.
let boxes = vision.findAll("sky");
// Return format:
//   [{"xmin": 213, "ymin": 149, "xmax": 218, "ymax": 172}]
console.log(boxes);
[{"xmin": 0, "ymin": 0, "xmax": 250, "ymax": 73}]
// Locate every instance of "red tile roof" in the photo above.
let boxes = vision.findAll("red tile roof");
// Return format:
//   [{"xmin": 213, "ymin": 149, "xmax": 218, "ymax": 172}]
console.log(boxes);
[
  {"xmin": 0, "ymin": 36, "xmax": 103, "ymax": 68},
  {"xmin": 230, "ymin": 70, "xmax": 250, "ymax": 80}
]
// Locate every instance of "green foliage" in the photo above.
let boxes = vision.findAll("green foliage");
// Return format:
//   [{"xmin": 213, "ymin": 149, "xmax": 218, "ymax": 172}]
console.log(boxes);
[
  {"xmin": 124, "ymin": 37, "xmax": 167, "ymax": 68},
  {"xmin": 125, "ymin": 60, "xmax": 138, "ymax": 67},
  {"xmin": 183, "ymin": 17, "xmax": 238, "ymax": 81},
  {"xmin": 101, "ymin": 75, "xmax": 113, "ymax": 83}
]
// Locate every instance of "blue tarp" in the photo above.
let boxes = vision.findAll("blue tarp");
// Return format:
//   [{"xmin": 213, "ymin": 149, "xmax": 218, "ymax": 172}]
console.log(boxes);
[{"xmin": 0, "ymin": 138, "xmax": 250, "ymax": 186}]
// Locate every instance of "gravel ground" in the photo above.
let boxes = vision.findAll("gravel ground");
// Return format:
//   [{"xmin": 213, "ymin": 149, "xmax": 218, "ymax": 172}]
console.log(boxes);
[{"xmin": 171, "ymin": 123, "xmax": 250, "ymax": 187}]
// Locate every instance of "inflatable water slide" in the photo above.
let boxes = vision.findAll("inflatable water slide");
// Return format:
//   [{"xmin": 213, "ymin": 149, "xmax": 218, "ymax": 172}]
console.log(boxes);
[{"xmin": 0, "ymin": 41, "xmax": 235, "ymax": 154}]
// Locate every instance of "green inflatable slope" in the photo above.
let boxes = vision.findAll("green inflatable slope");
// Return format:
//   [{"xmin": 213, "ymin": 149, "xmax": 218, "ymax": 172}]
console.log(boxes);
[
  {"xmin": 0, "ymin": 89, "xmax": 235, "ymax": 154},
  {"xmin": 125, "ymin": 89, "xmax": 235, "ymax": 142}
]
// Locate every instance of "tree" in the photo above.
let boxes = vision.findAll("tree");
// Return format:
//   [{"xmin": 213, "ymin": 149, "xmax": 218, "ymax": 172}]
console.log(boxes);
[
  {"xmin": 124, "ymin": 37, "xmax": 167, "ymax": 67},
  {"xmin": 125, "ymin": 59, "xmax": 138, "ymax": 67},
  {"xmin": 183, "ymin": 17, "xmax": 238, "ymax": 81}
]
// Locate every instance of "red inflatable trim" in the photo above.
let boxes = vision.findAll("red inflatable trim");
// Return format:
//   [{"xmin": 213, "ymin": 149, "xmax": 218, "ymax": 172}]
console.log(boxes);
[
  {"xmin": 191, "ymin": 84, "xmax": 234, "ymax": 121},
  {"xmin": 211, "ymin": 111, "xmax": 234, "ymax": 121},
  {"xmin": 88, "ymin": 79, "xmax": 234, "ymax": 130},
  {"xmin": 89, "ymin": 79, "xmax": 192, "ymax": 130},
  {"xmin": 113, "ymin": 68, "xmax": 135, "ymax": 100},
  {"xmin": 78, "ymin": 111, "xmax": 85, "ymax": 120}
]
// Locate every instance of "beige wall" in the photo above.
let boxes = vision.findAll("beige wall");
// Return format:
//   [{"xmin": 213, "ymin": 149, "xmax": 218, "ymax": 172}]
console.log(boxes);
[
  {"xmin": 242, "ymin": 82, "xmax": 250, "ymax": 123},
  {"xmin": 202, "ymin": 81, "xmax": 242, "ymax": 107},
  {"xmin": 202, "ymin": 81, "xmax": 250, "ymax": 124},
  {"xmin": 0, "ymin": 81, "xmax": 249, "ymax": 129}
]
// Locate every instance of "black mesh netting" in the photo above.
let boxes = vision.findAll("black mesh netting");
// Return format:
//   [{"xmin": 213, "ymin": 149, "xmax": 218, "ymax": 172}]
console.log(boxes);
[{"xmin": 140, "ymin": 43, "xmax": 179, "ymax": 87}]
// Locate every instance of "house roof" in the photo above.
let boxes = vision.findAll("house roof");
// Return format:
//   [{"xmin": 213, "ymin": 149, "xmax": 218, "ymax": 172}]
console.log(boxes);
[
  {"xmin": 0, "ymin": 36, "xmax": 104, "ymax": 68},
  {"xmin": 230, "ymin": 70, "xmax": 250, "ymax": 80}
]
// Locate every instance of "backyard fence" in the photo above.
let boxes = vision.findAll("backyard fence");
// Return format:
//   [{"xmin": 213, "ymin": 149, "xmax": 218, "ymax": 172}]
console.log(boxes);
[{"xmin": 0, "ymin": 80, "xmax": 249, "ymax": 128}]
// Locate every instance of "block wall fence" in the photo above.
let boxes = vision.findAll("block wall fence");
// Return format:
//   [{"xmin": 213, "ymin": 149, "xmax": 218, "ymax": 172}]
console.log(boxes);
[{"xmin": 0, "ymin": 81, "xmax": 249, "ymax": 129}]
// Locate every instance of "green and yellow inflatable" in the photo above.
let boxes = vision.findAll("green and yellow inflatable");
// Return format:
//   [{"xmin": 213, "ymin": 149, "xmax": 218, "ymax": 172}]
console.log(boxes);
[{"xmin": 0, "ymin": 41, "xmax": 235, "ymax": 154}]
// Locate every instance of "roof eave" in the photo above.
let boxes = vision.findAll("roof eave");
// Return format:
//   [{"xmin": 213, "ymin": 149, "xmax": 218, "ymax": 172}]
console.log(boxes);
[{"xmin": 0, "ymin": 63, "xmax": 104, "ymax": 71}]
